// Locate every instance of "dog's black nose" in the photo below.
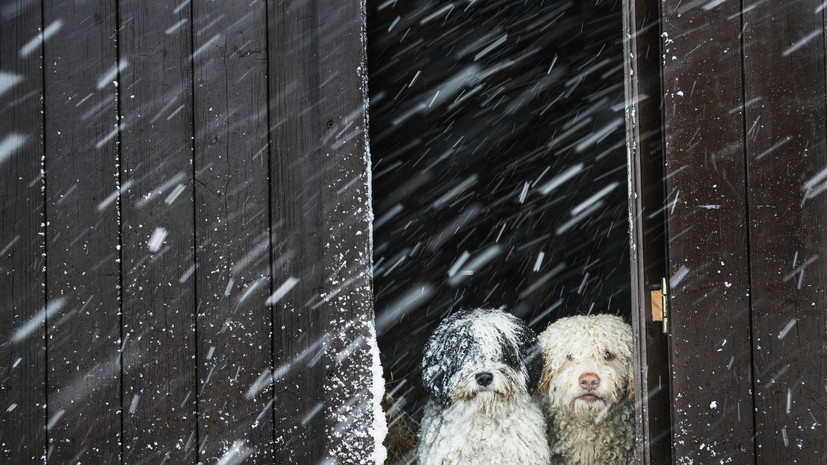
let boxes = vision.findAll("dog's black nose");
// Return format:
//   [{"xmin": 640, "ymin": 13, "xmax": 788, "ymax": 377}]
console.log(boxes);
[{"xmin": 475, "ymin": 372, "xmax": 494, "ymax": 387}]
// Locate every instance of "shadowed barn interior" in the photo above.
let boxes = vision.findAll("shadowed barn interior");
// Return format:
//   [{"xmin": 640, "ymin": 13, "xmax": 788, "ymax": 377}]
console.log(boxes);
[{"xmin": 367, "ymin": 0, "xmax": 632, "ymax": 454}]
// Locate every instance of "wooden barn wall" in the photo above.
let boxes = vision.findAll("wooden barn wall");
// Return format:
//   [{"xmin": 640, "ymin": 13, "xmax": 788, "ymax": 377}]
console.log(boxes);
[
  {"xmin": 0, "ymin": 2, "xmax": 46, "ymax": 462},
  {"xmin": 0, "ymin": 1, "xmax": 382, "ymax": 464},
  {"xmin": 658, "ymin": 0, "xmax": 827, "ymax": 463}
]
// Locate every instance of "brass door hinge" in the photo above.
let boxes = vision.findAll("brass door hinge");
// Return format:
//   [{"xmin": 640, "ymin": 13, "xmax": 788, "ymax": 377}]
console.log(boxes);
[{"xmin": 650, "ymin": 277, "xmax": 669, "ymax": 334}]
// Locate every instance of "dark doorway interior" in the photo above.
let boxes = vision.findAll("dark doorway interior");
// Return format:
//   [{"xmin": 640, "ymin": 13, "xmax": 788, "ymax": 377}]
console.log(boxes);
[{"xmin": 368, "ymin": 0, "xmax": 630, "ymax": 437}]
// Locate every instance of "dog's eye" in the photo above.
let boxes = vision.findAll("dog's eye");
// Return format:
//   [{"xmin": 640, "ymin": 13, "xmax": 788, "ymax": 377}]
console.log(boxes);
[
  {"xmin": 604, "ymin": 351, "xmax": 616, "ymax": 361},
  {"xmin": 566, "ymin": 354, "xmax": 574, "ymax": 361}
]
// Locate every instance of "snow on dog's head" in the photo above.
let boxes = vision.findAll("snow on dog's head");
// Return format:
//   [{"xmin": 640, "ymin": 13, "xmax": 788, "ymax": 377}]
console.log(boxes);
[
  {"xmin": 538, "ymin": 314, "xmax": 633, "ymax": 418},
  {"xmin": 421, "ymin": 308, "xmax": 543, "ymax": 416}
]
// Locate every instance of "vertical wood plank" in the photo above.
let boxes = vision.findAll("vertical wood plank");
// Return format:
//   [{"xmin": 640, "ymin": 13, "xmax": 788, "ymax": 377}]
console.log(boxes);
[
  {"xmin": 660, "ymin": 0, "xmax": 756, "ymax": 462},
  {"xmin": 742, "ymin": 1, "xmax": 827, "ymax": 462},
  {"xmin": 191, "ymin": 0, "xmax": 273, "ymax": 461},
  {"xmin": 316, "ymin": 0, "xmax": 384, "ymax": 463},
  {"xmin": 268, "ymin": 0, "xmax": 383, "ymax": 462},
  {"xmin": 0, "ymin": 3, "xmax": 46, "ymax": 463},
  {"xmin": 42, "ymin": 1, "xmax": 121, "ymax": 462},
  {"xmin": 118, "ymin": 0, "xmax": 197, "ymax": 462},
  {"xmin": 268, "ymin": 0, "xmax": 327, "ymax": 462},
  {"xmin": 621, "ymin": 0, "xmax": 671, "ymax": 462}
]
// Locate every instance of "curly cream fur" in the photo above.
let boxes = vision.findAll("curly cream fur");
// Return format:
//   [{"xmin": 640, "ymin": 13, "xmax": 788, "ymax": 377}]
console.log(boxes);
[{"xmin": 538, "ymin": 315, "xmax": 635, "ymax": 465}]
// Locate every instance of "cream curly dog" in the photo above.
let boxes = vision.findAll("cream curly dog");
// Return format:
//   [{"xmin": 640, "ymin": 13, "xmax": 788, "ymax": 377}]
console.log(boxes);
[{"xmin": 537, "ymin": 314, "xmax": 635, "ymax": 465}]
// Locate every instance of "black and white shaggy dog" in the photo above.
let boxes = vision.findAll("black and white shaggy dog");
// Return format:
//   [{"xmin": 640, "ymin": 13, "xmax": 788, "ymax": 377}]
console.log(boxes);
[{"xmin": 417, "ymin": 308, "xmax": 551, "ymax": 465}]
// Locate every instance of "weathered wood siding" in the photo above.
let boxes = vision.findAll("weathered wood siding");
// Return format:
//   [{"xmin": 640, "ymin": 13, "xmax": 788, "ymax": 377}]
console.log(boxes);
[
  {"xmin": 0, "ymin": 1, "xmax": 382, "ymax": 464},
  {"xmin": 661, "ymin": 0, "xmax": 756, "ymax": 462},
  {"xmin": 0, "ymin": 4, "xmax": 46, "ymax": 464},
  {"xmin": 655, "ymin": 0, "xmax": 827, "ymax": 463},
  {"xmin": 742, "ymin": 2, "xmax": 827, "ymax": 463},
  {"xmin": 119, "ymin": 0, "xmax": 197, "ymax": 462}
]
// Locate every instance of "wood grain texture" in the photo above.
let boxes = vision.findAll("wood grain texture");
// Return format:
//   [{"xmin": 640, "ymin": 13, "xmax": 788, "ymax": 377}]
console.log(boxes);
[
  {"xmin": 268, "ymin": 0, "xmax": 328, "ymax": 461},
  {"xmin": 621, "ymin": 0, "xmax": 671, "ymax": 462},
  {"xmin": 2, "ymin": 1, "xmax": 379, "ymax": 462},
  {"xmin": 315, "ymin": 0, "xmax": 382, "ymax": 462},
  {"xmin": 192, "ymin": 0, "xmax": 274, "ymax": 461},
  {"xmin": 268, "ymin": 1, "xmax": 379, "ymax": 462},
  {"xmin": 0, "ymin": 3, "xmax": 46, "ymax": 463},
  {"xmin": 118, "ymin": 0, "xmax": 197, "ymax": 462},
  {"xmin": 742, "ymin": 1, "xmax": 827, "ymax": 462},
  {"xmin": 43, "ymin": 1, "xmax": 121, "ymax": 462},
  {"xmin": 660, "ymin": 0, "xmax": 756, "ymax": 462}
]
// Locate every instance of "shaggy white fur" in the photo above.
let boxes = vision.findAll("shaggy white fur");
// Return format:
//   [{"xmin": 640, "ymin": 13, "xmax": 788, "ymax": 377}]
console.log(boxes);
[
  {"xmin": 417, "ymin": 309, "xmax": 550, "ymax": 465},
  {"xmin": 418, "ymin": 391, "xmax": 550, "ymax": 465},
  {"xmin": 537, "ymin": 314, "xmax": 635, "ymax": 465}
]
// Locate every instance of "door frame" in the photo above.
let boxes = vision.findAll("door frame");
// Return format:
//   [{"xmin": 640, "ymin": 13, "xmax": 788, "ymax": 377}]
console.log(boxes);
[{"xmin": 621, "ymin": 0, "xmax": 672, "ymax": 463}]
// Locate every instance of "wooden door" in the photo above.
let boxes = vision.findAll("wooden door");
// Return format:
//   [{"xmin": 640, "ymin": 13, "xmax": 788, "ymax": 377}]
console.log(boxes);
[{"xmin": 639, "ymin": 0, "xmax": 827, "ymax": 464}]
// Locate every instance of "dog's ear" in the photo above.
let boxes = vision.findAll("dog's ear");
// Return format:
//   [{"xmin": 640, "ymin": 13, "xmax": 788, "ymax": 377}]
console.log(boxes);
[
  {"xmin": 512, "ymin": 321, "xmax": 544, "ymax": 393},
  {"xmin": 421, "ymin": 341, "xmax": 456, "ymax": 407},
  {"xmin": 626, "ymin": 363, "xmax": 635, "ymax": 403},
  {"xmin": 536, "ymin": 323, "xmax": 564, "ymax": 396},
  {"xmin": 537, "ymin": 358, "xmax": 553, "ymax": 396},
  {"xmin": 421, "ymin": 314, "xmax": 474, "ymax": 407},
  {"xmin": 624, "ymin": 332, "xmax": 635, "ymax": 403},
  {"xmin": 421, "ymin": 367, "xmax": 452, "ymax": 407},
  {"xmin": 522, "ymin": 341, "xmax": 544, "ymax": 393},
  {"xmin": 621, "ymin": 320, "xmax": 635, "ymax": 403}
]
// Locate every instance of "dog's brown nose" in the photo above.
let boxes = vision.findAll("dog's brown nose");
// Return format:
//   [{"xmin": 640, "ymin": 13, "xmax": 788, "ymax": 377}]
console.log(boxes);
[{"xmin": 579, "ymin": 372, "xmax": 600, "ymax": 390}]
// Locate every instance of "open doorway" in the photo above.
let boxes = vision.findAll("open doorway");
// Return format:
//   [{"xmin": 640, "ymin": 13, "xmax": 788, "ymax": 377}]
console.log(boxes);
[{"xmin": 367, "ymin": 0, "xmax": 632, "ymax": 461}]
